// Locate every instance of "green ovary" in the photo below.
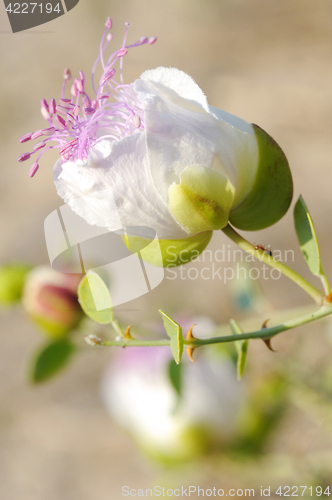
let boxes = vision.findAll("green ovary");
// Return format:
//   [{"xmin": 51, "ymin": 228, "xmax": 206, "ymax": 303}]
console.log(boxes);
[{"xmin": 168, "ymin": 166, "xmax": 235, "ymax": 235}]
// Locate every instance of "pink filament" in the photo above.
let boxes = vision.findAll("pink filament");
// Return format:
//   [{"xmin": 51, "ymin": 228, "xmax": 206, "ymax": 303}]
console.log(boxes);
[{"xmin": 18, "ymin": 17, "xmax": 157, "ymax": 176}]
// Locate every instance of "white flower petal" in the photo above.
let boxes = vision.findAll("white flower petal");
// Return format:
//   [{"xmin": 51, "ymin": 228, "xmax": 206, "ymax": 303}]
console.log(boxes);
[
  {"xmin": 136, "ymin": 67, "xmax": 209, "ymax": 113},
  {"xmin": 54, "ymin": 135, "xmax": 188, "ymax": 240},
  {"xmin": 141, "ymin": 89, "xmax": 259, "ymax": 207}
]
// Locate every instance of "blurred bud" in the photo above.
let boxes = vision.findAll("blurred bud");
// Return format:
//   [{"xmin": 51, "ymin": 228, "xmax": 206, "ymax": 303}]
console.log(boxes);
[
  {"xmin": 101, "ymin": 321, "xmax": 246, "ymax": 463},
  {"xmin": 22, "ymin": 266, "xmax": 83, "ymax": 338},
  {"xmin": 0, "ymin": 263, "xmax": 31, "ymax": 305}
]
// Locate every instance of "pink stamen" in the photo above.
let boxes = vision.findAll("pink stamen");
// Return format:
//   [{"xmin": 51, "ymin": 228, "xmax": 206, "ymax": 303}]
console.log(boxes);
[
  {"xmin": 148, "ymin": 37, "xmax": 157, "ymax": 45},
  {"xmin": 41, "ymin": 106, "xmax": 51, "ymax": 120},
  {"xmin": 83, "ymin": 94, "xmax": 91, "ymax": 108},
  {"xmin": 76, "ymin": 80, "xmax": 84, "ymax": 93},
  {"xmin": 56, "ymin": 105, "xmax": 70, "ymax": 116},
  {"xmin": 29, "ymin": 162, "xmax": 39, "ymax": 178},
  {"xmin": 18, "ymin": 152, "xmax": 31, "ymax": 162},
  {"xmin": 63, "ymin": 68, "xmax": 71, "ymax": 80},
  {"xmin": 132, "ymin": 115, "xmax": 141, "ymax": 128},
  {"xmin": 18, "ymin": 17, "xmax": 157, "ymax": 173},
  {"xmin": 117, "ymin": 47, "xmax": 128, "ymax": 57},
  {"xmin": 49, "ymin": 98, "xmax": 56, "ymax": 115},
  {"xmin": 20, "ymin": 132, "xmax": 32, "ymax": 143},
  {"xmin": 31, "ymin": 130, "xmax": 43, "ymax": 140},
  {"xmin": 33, "ymin": 141, "xmax": 46, "ymax": 151},
  {"xmin": 55, "ymin": 115, "xmax": 66, "ymax": 128},
  {"xmin": 71, "ymin": 84, "xmax": 78, "ymax": 97},
  {"xmin": 42, "ymin": 127, "xmax": 56, "ymax": 136},
  {"xmin": 84, "ymin": 108, "xmax": 95, "ymax": 115}
]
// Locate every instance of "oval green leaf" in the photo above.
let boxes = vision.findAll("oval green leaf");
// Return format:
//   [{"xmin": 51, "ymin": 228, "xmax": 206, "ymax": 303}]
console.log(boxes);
[
  {"xmin": 159, "ymin": 310, "xmax": 183, "ymax": 364},
  {"xmin": 30, "ymin": 338, "xmax": 75, "ymax": 383},
  {"xmin": 294, "ymin": 196, "xmax": 329, "ymax": 294},
  {"xmin": 78, "ymin": 271, "xmax": 114, "ymax": 324}
]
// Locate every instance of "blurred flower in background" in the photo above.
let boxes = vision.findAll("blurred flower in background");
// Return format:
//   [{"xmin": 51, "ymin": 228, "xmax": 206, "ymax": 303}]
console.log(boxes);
[{"xmin": 101, "ymin": 315, "xmax": 287, "ymax": 465}]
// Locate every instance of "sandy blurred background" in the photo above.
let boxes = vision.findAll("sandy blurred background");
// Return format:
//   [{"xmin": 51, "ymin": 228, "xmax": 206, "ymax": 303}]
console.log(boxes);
[{"xmin": 1, "ymin": 0, "xmax": 332, "ymax": 498}]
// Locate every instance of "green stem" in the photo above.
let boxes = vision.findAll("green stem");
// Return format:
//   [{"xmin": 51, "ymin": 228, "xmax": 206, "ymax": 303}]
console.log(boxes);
[
  {"xmin": 319, "ymin": 271, "xmax": 330, "ymax": 296},
  {"xmin": 103, "ymin": 339, "xmax": 171, "ymax": 347},
  {"xmin": 221, "ymin": 223, "xmax": 325, "ymax": 305},
  {"xmin": 101, "ymin": 304, "xmax": 332, "ymax": 348},
  {"xmin": 188, "ymin": 304, "xmax": 332, "ymax": 346},
  {"xmin": 111, "ymin": 318, "xmax": 125, "ymax": 338}
]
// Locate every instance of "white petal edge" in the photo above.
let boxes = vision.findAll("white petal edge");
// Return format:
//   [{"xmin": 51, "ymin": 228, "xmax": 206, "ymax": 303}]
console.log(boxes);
[{"xmin": 137, "ymin": 67, "xmax": 209, "ymax": 113}]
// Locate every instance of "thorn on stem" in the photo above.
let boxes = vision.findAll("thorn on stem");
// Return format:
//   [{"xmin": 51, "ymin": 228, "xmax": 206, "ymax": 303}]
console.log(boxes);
[
  {"xmin": 186, "ymin": 324, "xmax": 197, "ymax": 363},
  {"xmin": 261, "ymin": 319, "xmax": 276, "ymax": 351},
  {"xmin": 125, "ymin": 324, "xmax": 133, "ymax": 340},
  {"xmin": 262, "ymin": 338, "xmax": 276, "ymax": 352}
]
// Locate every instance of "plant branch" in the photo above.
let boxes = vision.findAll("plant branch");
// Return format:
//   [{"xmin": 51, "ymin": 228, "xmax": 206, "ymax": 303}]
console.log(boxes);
[
  {"xmin": 221, "ymin": 223, "xmax": 325, "ymax": 305},
  {"xmin": 101, "ymin": 303, "xmax": 332, "ymax": 348}
]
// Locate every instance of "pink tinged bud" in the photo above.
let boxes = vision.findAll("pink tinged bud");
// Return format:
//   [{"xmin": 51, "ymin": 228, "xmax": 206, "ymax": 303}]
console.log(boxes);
[
  {"xmin": 132, "ymin": 115, "xmax": 141, "ymax": 128},
  {"xmin": 61, "ymin": 153, "xmax": 70, "ymax": 162},
  {"xmin": 71, "ymin": 84, "xmax": 78, "ymax": 97},
  {"xmin": 117, "ymin": 47, "xmax": 128, "ymax": 57},
  {"xmin": 125, "ymin": 22, "xmax": 131, "ymax": 27},
  {"xmin": 106, "ymin": 33, "xmax": 113, "ymax": 42},
  {"xmin": 79, "ymin": 71, "xmax": 85, "ymax": 83},
  {"xmin": 18, "ymin": 152, "xmax": 31, "ymax": 162},
  {"xmin": 139, "ymin": 36, "xmax": 148, "ymax": 43},
  {"xmin": 31, "ymin": 130, "xmax": 43, "ymax": 140},
  {"xmin": 23, "ymin": 267, "xmax": 83, "ymax": 337},
  {"xmin": 29, "ymin": 162, "xmax": 39, "ymax": 178},
  {"xmin": 76, "ymin": 79, "xmax": 84, "ymax": 93},
  {"xmin": 105, "ymin": 17, "xmax": 112, "ymax": 29},
  {"xmin": 84, "ymin": 107, "xmax": 95, "ymax": 115},
  {"xmin": 148, "ymin": 36, "xmax": 157, "ymax": 45},
  {"xmin": 40, "ymin": 98, "xmax": 48, "ymax": 109},
  {"xmin": 73, "ymin": 105, "xmax": 80, "ymax": 116},
  {"xmin": 33, "ymin": 141, "xmax": 46, "ymax": 151},
  {"xmin": 49, "ymin": 98, "xmax": 56, "ymax": 115},
  {"xmin": 55, "ymin": 115, "xmax": 66, "ymax": 128},
  {"xmin": 41, "ymin": 106, "xmax": 51, "ymax": 120},
  {"xmin": 42, "ymin": 127, "xmax": 56, "ymax": 136},
  {"xmin": 19, "ymin": 132, "xmax": 33, "ymax": 143},
  {"xmin": 63, "ymin": 68, "xmax": 71, "ymax": 80}
]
